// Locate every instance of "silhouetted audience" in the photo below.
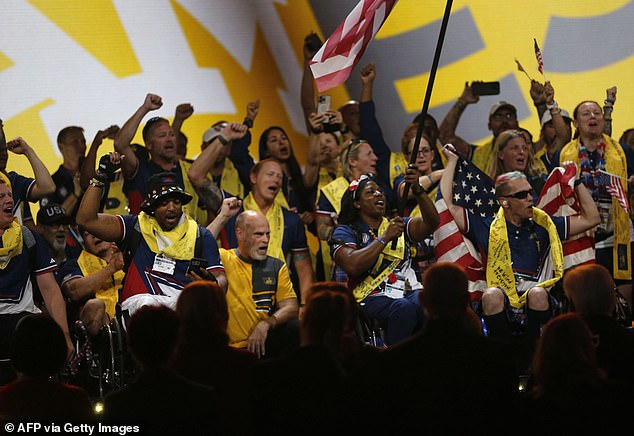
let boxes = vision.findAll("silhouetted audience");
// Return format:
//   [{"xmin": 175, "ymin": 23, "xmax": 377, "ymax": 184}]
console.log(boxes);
[
  {"xmin": 523, "ymin": 313, "xmax": 627, "ymax": 433},
  {"xmin": 563, "ymin": 264, "xmax": 634, "ymax": 388},
  {"xmin": 102, "ymin": 305, "xmax": 223, "ymax": 435},
  {"xmin": 173, "ymin": 281, "xmax": 256, "ymax": 435},
  {"xmin": 0, "ymin": 314, "xmax": 93, "ymax": 421},
  {"xmin": 251, "ymin": 282, "xmax": 362, "ymax": 435},
  {"xmin": 377, "ymin": 262, "xmax": 518, "ymax": 433}
]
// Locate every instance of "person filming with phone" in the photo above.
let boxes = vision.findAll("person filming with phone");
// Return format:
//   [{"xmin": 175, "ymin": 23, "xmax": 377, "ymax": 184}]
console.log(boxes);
[
  {"xmin": 76, "ymin": 153, "xmax": 227, "ymax": 317},
  {"xmin": 439, "ymin": 81, "xmax": 520, "ymax": 172}
]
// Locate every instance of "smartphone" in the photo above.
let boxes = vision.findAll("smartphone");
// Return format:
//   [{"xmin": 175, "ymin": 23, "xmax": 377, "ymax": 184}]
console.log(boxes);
[
  {"xmin": 304, "ymin": 32, "xmax": 323, "ymax": 53},
  {"xmin": 471, "ymin": 81, "xmax": 500, "ymax": 96},
  {"xmin": 317, "ymin": 95, "xmax": 331, "ymax": 114},
  {"xmin": 186, "ymin": 257, "xmax": 208, "ymax": 276}
]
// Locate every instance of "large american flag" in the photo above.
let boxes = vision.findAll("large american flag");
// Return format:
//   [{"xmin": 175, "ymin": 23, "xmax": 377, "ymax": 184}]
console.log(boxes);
[
  {"xmin": 433, "ymin": 157, "xmax": 497, "ymax": 300},
  {"xmin": 433, "ymin": 159, "xmax": 595, "ymax": 300},
  {"xmin": 309, "ymin": 0, "xmax": 398, "ymax": 92},
  {"xmin": 536, "ymin": 164, "xmax": 595, "ymax": 268},
  {"xmin": 598, "ymin": 169, "xmax": 629, "ymax": 212}
]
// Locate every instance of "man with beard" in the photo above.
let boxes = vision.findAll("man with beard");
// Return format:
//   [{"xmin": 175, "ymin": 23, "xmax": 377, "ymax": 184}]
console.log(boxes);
[
  {"xmin": 212, "ymin": 159, "xmax": 313, "ymax": 307},
  {"xmin": 60, "ymin": 227, "xmax": 124, "ymax": 336},
  {"xmin": 113, "ymin": 93, "xmax": 221, "ymax": 223},
  {"xmin": 0, "ymin": 179, "xmax": 72, "ymax": 384},
  {"xmin": 210, "ymin": 199, "xmax": 298, "ymax": 359},
  {"xmin": 35, "ymin": 203, "xmax": 73, "ymax": 269},
  {"xmin": 77, "ymin": 161, "xmax": 226, "ymax": 317}
]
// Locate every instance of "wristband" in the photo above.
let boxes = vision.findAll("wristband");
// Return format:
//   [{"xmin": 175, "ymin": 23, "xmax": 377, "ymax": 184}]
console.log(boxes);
[
  {"xmin": 411, "ymin": 184, "xmax": 425, "ymax": 196},
  {"xmin": 218, "ymin": 135, "xmax": 229, "ymax": 146},
  {"xmin": 376, "ymin": 237, "xmax": 387, "ymax": 247},
  {"xmin": 605, "ymin": 98, "xmax": 616, "ymax": 105},
  {"xmin": 89, "ymin": 178, "xmax": 105, "ymax": 189},
  {"xmin": 243, "ymin": 117, "xmax": 254, "ymax": 129},
  {"xmin": 574, "ymin": 179, "xmax": 583, "ymax": 187}
]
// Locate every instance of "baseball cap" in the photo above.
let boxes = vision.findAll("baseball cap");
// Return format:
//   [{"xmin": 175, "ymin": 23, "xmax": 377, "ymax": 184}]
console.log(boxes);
[
  {"xmin": 202, "ymin": 121, "xmax": 228, "ymax": 144},
  {"xmin": 37, "ymin": 203, "xmax": 72, "ymax": 226},
  {"xmin": 140, "ymin": 172, "xmax": 193, "ymax": 214},
  {"xmin": 540, "ymin": 109, "xmax": 572, "ymax": 129},
  {"xmin": 489, "ymin": 101, "xmax": 517, "ymax": 118}
]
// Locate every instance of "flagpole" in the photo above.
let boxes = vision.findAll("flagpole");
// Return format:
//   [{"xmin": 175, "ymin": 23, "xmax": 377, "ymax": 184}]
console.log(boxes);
[{"xmin": 398, "ymin": 0, "xmax": 454, "ymax": 217}]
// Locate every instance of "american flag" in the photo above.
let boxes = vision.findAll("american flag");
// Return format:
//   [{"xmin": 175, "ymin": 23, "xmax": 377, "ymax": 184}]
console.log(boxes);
[
  {"xmin": 534, "ymin": 38, "xmax": 544, "ymax": 75},
  {"xmin": 433, "ymin": 157, "xmax": 497, "ymax": 300},
  {"xmin": 433, "ymin": 159, "xmax": 596, "ymax": 300},
  {"xmin": 598, "ymin": 169, "xmax": 630, "ymax": 212},
  {"xmin": 309, "ymin": 0, "xmax": 397, "ymax": 92},
  {"xmin": 537, "ymin": 164, "xmax": 595, "ymax": 268}
]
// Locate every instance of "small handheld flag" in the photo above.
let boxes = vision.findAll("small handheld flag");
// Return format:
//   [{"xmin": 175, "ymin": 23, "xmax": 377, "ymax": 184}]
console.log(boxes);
[
  {"xmin": 515, "ymin": 58, "xmax": 532, "ymax": 81},
  {"xmin": 534, "ymin": 38, "xmax": 546, "ymax": 79}
]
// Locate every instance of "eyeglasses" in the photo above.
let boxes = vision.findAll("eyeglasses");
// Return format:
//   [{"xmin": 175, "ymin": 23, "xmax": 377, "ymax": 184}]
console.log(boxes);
[
  {"xmin": 491, "ymin": 112, "xmax": 516, "ymax": 121},
  {"xmin": 504, "ymin": 189, "xmax": 533, "ymax": 199},
  {"xmin": 409, "ymin": 147, "xmax": 433, "ymax": 156}
]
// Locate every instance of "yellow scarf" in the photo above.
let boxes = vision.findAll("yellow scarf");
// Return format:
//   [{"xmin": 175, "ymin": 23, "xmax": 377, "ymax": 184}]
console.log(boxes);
[
  {"xmin": 0, "ymin": 220, "xmax": 23, "ymax": 270},
  {"xmin": 76, "ymin": 250, "xmax": 124, "ymax": 318},
  {"xmin": 390, "ymin": 152, "xmax": 408, "ymax": 191},
  {"xmin": 220, "ymin": 159, "xmax": 244, "ymax": 198},
  {"xmin": 242, "ymin": 192, "xmax": 285, "ymax": 262},
  {"xmin": 560, "ymin": 134, "xmax": 630, "ymax": 280},
  {"xmin": 352, "ymin": 218, "xmax": 406, "ymax": 302},
  {"xmin": 103, "ymin": 173, "xmax": 129, "ymax": 216},
  {"xmin": 178, "ymin": 160, "xmax": 206, "ymax": 225},
  {"xmin": 318, "ymin": 166, "xmax": 341, "ymax": 194},
  {"xmin": 487, "ymin": 207, "xmax": 564, "ymax": 309},
  {"xmin": 138, "ymin": 211, "xmax": 198, "ymax": 260},
  {"xmin": 472, "ymin": 138, "xmax": 494, "ymax": 172},
  {"xmin": 320, "ymin": 176, "xmax": 349, "ymax": 216}
]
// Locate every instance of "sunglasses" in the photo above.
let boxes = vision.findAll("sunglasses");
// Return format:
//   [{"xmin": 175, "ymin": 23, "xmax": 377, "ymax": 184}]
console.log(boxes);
[
  {"xmin": 342, "ymin": 138, "xmax": 367, "ymax": 163},
  {"xmin": 504, "ymin": 189, "xmax": 533, "ymax": 199}
]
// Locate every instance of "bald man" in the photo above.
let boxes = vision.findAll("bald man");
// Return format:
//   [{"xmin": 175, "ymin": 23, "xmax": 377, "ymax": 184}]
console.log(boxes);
[{"xmin": 215, "ymin": 205, "xmax": 299, "ymax": 359}]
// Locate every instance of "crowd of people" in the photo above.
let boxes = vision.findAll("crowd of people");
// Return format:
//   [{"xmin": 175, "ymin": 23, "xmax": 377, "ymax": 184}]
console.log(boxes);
[{"xmin": 0, "ymin": 31, "xmax": 633, "ymax": 433}]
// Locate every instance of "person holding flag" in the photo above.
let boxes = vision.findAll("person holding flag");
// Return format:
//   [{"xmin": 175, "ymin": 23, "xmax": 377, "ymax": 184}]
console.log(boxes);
[
  {"xmin": 331, "ymin": 171, "xmax": 439, "ymax": 346},
  {"xmin": 560, "ymin": 100, "xmax": 633, "ymax": 310},
  {"xmin": 439, "ymin": 144, "xmax": 600, "ymax": 368}
]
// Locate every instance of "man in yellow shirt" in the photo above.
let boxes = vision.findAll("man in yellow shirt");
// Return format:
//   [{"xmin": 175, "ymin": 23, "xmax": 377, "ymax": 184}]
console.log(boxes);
[{"xmin": 212, "ymin": 202, "xmax": 298, "ymax": 358}]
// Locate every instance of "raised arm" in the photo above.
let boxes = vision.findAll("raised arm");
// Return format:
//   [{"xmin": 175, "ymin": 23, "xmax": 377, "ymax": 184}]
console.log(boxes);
[
  {"xmin": 171, "ymin": 103, "xmax": 194, "ymax": 138},
  {"xmin": 603, "ymin": 86, "xmax": 616, "ymax": 137},
  {"xmin": 6, "ymin": 137, "xmax": 55, "ymax": 200},
  {"xmin": 207, "ymin": 197, "xmax": 242, "ymax": 238},
  {"xmin": 114, "ymin": 93, "xmax": 163, "ymax": 179},
  {"xmin": 301, "ymin": 33, "xmax": 320, "ymax": 133},
  {"xmin": 303, "ymin": 111, "xmax": 336, "ymax": 189},
  {"xmin": 76, "ymin": 153, "xmax": 125, "ymax": 242},
  {"xmin": 403, "ymin": 165, "xmax": 440, "ymax": 240},
  {"xmin": 568, "ymin": 178, "xmax": 601, "ymax": 237},
  {"xmin": 188, "ymin": 122, "xmax": 247, "ymax": 188},
  {"xmin": 438, "ymin": 83, "xmax": 479, "ymax": 158},
  {"xmin": 80, "ymin": 125, "xmax": 120, "ymax": 190},
  {"xmin": 543, "ymin": 82, "xmax": 571, "ymax": 152},
  {"xmin": 439, "ymin": 145, "xmax": 467, "ymax": 232}
]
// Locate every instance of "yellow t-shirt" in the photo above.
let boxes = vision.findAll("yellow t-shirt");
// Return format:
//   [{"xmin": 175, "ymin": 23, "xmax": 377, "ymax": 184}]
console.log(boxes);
[{"xmin": 220, "ymin": 248, "xmax": 296, "ymax": 348}]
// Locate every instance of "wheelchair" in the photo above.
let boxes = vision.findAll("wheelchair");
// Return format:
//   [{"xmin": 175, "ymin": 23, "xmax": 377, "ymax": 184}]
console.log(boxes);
[{"xmin": 65, "ymin": 311, "xmax": 135, "ymax": 400}]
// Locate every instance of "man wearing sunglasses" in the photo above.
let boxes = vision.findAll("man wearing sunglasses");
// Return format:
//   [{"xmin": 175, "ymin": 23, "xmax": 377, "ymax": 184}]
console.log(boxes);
[{"xmin": 440, "ymin": 145, "xmax": 600, "ymax": 369}]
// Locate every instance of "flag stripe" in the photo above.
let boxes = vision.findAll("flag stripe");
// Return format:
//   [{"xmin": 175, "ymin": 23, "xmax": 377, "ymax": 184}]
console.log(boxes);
[{"xmin": 310, "ymin": 0, "xmax": 397, "ymax": 92}]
